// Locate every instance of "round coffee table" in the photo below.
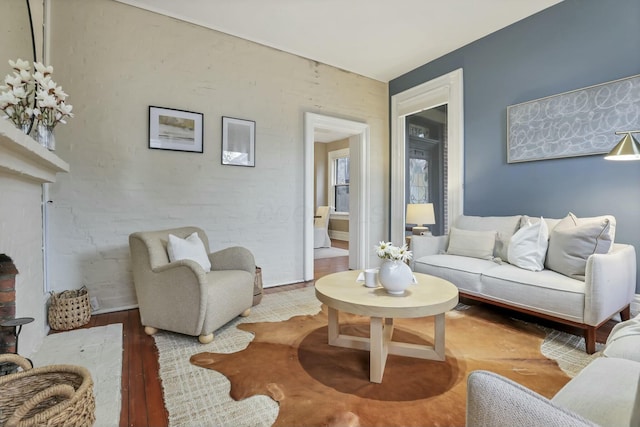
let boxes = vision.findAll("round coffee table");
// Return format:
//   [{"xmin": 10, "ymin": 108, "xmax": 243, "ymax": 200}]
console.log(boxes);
[{"xmin": 315, "ymin": 270, "xmax": 459, "ymax": 383}]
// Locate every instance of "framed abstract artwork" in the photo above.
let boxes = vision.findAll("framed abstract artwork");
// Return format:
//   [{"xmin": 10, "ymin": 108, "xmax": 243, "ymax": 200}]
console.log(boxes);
[
  {"xmin": 221, "ymin": 116, "xmax": 255, "ymax": 167},
  {"xmin": 507, "ymin": 74, "xmax": 640, "ymax": 163},
  {"xmin": 149, "ymin": 106, "xmax": 203, "ymax": 153}
]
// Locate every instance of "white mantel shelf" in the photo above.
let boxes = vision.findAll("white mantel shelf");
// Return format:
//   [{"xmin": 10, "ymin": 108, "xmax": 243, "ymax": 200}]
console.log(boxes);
[{"xmin": 0, "ymin": 119, "xmax": 69, "ymax": 183}]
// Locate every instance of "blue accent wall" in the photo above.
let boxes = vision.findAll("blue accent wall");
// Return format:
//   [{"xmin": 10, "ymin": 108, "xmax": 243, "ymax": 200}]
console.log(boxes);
[{"xmin": 390, "ymin": 0, "xmax": 640, "ymax": 292}]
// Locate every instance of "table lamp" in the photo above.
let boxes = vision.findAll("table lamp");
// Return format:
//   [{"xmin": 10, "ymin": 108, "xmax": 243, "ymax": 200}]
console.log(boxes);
[{"xmin": 406, "ymin": 203, "xmax": 435, "ymax": 235}]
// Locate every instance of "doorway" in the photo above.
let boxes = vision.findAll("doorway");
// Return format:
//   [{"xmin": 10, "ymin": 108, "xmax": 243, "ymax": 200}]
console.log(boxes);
[
  {"xmin": 390, "ymin": 69, "xmax": 464, "ymax": 244},
  {"xmin": 304, "ymin": 113, "xmax": 370, "ymax": 281},
  {"xmin": 406, "ymin": 105, "xmax": 447, "ymax": 236}
]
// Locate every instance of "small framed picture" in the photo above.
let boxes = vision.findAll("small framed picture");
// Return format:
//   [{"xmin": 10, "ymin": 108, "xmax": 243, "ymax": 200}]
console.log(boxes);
[
  {"xmin": 221, "ymin": 116, "xmax": 255, "ymax": 167},
  {"xmin": 149, "ymin": 106, "xmax": 203, "ymax": 153}
]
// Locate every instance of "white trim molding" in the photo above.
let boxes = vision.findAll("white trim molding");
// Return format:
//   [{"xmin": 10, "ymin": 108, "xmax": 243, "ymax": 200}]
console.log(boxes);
[
  {"xmin": 304, "ymin": 112, "xmax": 370, "ymax": 280},
  {"xmin": 390, "ymin": 68, "xmax": 464, "ymax": 244}
]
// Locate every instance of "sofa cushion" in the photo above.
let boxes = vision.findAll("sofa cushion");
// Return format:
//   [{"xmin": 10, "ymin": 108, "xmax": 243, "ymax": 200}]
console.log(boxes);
[
  {"xmin": 552, "ymin": 357, "xmax": 640, "ymax": 427},
  {"xmin": 167, "ymin": 232, "xmax": 212, "ymax": 271},
  {"xmin": 545, "ymin": 213, "xmax": 616, "ymax": 280},
  {"xmin": 413, "ymin": 254, "xmax": 499, "ymax": 295},
  {"xmin": 507, "ymin": 218, "xmax": 549, "ymax": 271},
  {"xmin": 480, "ymin": 264, "xmax": 585, "ymax": 323},
  {"xmin": 454, "ymin": 215, "xmax": 521, "ymax": 261},
  {"xmin": 447, "ymin": 227, "xmax": 496, "ymax": 260},
  {"xmin": 603, "ymin": 314, "xmax": 640, "ymax": 363}
]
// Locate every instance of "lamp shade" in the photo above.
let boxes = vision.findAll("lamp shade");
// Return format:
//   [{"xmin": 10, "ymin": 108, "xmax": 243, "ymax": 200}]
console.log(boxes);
[
  {"xmin": 604, "ymin": 132, "xmax": 640, "ymax": 161},
  {"xmin": 406, "ymin": 203, "xmax": 435, "ymax": 226}
]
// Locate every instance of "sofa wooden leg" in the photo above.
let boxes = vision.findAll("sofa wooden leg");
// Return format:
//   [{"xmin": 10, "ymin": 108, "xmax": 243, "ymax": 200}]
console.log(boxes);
[
  {"xmin": 144, "ymin": 326, "xmax": 158, "ymax": 336},
  {"xmin": 198, "ymin": 333, "xmax": 214, "ymax": 344},
  {"xmin": 584, "ymin": 327, "xmax": 597, "ymax": 354},
  {"xmin": 240, "ymin": 308, "xmax": 251, "ymax": 317},
  {"xmin": 621, "ymin": 305, "xmax": 631, "ymax": 321}
]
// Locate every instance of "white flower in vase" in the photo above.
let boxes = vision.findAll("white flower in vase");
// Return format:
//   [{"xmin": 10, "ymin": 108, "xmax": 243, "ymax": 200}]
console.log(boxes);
[{"xmin": 374, "ymin": 241, "xmax": 413, "ymax": 262}]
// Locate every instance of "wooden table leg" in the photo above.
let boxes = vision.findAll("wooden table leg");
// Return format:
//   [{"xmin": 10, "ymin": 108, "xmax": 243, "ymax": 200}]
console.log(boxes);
[
  {"xmin": 328, "ymin": 306, "xmax": 339, "ymax": 345},
  {"xmin": 370, "ymin": 317, "xmax": 394, "ymax": 383},
  {"xmin": 370, "ymin": 317, "xmax": 384, "ymax": 383},
  {"xmin": 434, "ymin": 313, "xmax": 445, "ymax": 360}
]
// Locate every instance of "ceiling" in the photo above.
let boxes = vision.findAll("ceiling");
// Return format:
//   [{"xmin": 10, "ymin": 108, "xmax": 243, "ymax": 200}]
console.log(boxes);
[{"xmin": 115, "ymin": 0, "xmax": 562, "ymax": 83}]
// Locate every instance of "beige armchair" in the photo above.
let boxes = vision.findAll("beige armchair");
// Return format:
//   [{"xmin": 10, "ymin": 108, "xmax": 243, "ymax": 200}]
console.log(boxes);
[{"xmin": 129, "ymin": 226, "xmax": 255, "ymax": 344}]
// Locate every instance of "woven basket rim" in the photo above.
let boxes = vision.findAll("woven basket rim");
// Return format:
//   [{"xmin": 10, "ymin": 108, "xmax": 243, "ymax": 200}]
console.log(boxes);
[{"xmin": 0, "ymin": 361, "xmax": 94, "ymax": 424}]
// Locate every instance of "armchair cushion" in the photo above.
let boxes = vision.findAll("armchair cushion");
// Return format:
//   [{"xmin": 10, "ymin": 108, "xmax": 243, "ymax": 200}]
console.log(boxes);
[
  {"xmin": 466, "ymin": 370, "xmax": 597, "ymax": 427},
  {"xmin": 603, "ymin": 314, "xmax": 640, "ymax": 362},
  {"xmin": 167, "ymin": 232, "xmax": 211, "ymax": 271}
]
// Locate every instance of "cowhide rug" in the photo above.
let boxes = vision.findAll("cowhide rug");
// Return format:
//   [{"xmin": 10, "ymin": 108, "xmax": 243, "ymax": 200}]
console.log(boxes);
[{"xmin": 190, "ymin": 304, "xmax": 571, "ymax": 426}]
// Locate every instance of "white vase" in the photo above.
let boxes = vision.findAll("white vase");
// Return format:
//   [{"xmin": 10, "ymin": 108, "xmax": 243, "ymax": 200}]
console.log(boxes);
[
  {"xmin": 378, "ymin": 260, "xmax": 413, "ymax": 295},
  {"xmin": 17, "ymin": 120, "xmax": 32, "ymax": 135}
]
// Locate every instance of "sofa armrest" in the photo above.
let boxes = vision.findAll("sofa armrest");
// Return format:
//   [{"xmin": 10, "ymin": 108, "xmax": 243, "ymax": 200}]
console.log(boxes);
[
  {"xmin": 209, "ymin": 246, "xmax": 256, "ymax": 274},
  {"xmin": 584, "ymin": 244, "xmax": 637, "ymax": 326},
  {"xmin": 409, "ymin": 235, "xmax": 448, "ymax": 268},
  {"xmin": 466, "ymin": 370, "xmax": 598, "ymax": 427}
]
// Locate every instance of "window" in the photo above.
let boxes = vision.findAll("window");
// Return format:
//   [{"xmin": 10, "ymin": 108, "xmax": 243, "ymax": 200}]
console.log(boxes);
[{"xmin": 328, "ymin": 148, "xmax": 350, "ymax": 214}]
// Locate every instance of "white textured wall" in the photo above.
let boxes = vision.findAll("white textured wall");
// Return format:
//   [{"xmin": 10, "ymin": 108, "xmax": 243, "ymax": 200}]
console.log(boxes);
[
  {"xmin": 0, "ymin": 173, "xmax": 46, "ymax": 356},
  {"xmin": 46, "ymin": 0, "xmax": 389, "ymax": 312}
]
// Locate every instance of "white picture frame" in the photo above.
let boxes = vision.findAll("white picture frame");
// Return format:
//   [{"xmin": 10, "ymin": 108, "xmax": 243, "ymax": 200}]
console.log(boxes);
[{"xmin": 221, "ymin": 116, "xmax": 255, "ymax": 167}]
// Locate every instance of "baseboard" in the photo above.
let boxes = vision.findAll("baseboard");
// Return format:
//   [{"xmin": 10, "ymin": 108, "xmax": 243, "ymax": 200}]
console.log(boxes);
[
  {"xmin": 92, "ymin": 304, "xmax": 138, "ymax": 315},
  {"xmin": 329, "ymin": 230, "xmax": 349, "ymax": 241}
]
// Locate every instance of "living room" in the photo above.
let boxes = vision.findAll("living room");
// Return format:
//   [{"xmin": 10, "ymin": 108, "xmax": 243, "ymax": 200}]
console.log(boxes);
[{"xmin": 1, "ymin": 0, "xmax": 639, "ymax": 425}]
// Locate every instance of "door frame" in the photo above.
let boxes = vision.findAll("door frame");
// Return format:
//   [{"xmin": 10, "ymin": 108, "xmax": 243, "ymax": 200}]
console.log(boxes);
[
  {"xmin": 390, "ymin": 68, "xmax": 465, "ymax": 244},
  {"xmin": 304, "ymin": 112, "xmax": 370, "ymax": 281}
]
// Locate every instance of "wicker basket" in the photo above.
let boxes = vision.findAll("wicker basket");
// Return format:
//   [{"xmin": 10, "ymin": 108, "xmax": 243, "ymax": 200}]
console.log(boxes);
[
  {"xmin": 48, "ymin": 287, "xmax": 91, "ymax": 331},
  {"xmin": 0, "ymin": 354, "xmax": 95, "ymax": 427}
]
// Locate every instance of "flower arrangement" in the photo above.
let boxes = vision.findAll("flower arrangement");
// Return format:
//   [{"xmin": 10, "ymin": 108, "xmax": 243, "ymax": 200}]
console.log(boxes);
[
  {"xmin": 375, "ymin": 241, "xmax": 412, "ymax": 262},
  {"xmin": 0, "ymin": 58, "xmax": 73, "ymax": 131}
]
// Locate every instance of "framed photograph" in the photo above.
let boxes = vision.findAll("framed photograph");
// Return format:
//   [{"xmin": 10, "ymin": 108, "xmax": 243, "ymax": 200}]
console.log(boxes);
[
  {"xmin": 221, "ymin": 116, "xmax": 255, "ymax": 167},
  {"xmin": 149, "ymin": 106, "xmax": 203, "ymax": 153}
]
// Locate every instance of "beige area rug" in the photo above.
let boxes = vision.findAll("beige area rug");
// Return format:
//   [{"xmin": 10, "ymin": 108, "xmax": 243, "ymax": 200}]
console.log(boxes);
[
  {"xmin": 155, "ymin": 287, "xmax": 600, "ymax": 427},
  {"xmin": 31, "ymin": 324, "xmax": 123, "ymax": 427},
  {"xmin": 314, "ymin": 247, "xmax": 349, "ymax": 259}
]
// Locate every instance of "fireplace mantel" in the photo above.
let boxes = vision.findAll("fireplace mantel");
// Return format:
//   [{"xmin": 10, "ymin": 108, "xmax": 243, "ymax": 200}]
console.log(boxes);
[{"xmin": 0, "ymin": 119, "xmax": 69, "ymax": 182}]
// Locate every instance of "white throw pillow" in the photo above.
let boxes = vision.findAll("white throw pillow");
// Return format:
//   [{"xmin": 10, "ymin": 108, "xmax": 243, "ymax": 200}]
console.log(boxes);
[
  {"xmin": 507, "ymin": 218, "xmax": 549, "ymax": 271},
  {"xmin": 545, "ymin": 213, "xmax": 615, "ymax": 280},
  {"xmin": 167, "ymin": 232, "xmax": 211, "ymax": 271},
  {"xmin": 454, "ymin": 215, "xmax": 521, "ymax": 261},
  {"xmin": 446, "ymin": 227, "xmax": 496, "ymax": 260}
]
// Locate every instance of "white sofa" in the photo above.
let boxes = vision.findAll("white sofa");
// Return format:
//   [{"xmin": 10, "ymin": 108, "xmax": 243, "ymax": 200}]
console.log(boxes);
[
  {"xmin": 411, "ymin": 214, "xmax": 637, "ymax": 353},
  {"xmin": 466, "ymin": 313, "xmax": 640, "ymax": 427}
]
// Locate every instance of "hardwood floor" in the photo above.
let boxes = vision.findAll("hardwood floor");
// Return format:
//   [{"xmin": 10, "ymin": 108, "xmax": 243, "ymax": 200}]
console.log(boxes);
[{"xmin": 63, "ymin": 238, "xmax": 618, "ymax": 426}]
